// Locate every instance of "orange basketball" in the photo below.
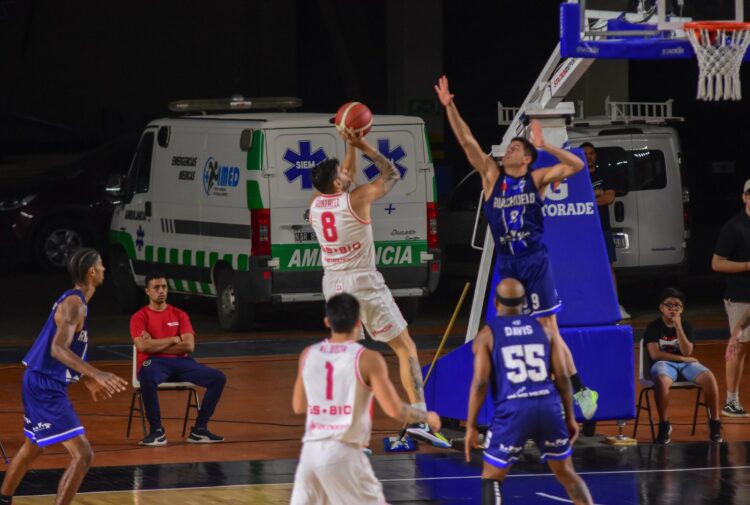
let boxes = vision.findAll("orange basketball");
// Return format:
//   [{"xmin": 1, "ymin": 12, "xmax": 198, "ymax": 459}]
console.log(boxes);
[{"xmin": 334, "ymin": 101, "xmax": 373, "ymax": 136}]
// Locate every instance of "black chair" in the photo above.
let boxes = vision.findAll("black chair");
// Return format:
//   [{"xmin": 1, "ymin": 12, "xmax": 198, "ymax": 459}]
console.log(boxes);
[
  {"xmin": 126, "ymin": 347, "xmax": 201, "ymax": 438},
  {"xmin": 633, "ymin": 339, "xmax": 708, "ymax": 441}
]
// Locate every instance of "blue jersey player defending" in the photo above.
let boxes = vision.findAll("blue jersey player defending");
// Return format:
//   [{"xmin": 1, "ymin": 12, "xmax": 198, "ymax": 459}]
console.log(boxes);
[
  {"xmin": 466, "ymin": 278, "xmax": 593, "ymax": 505},
  {"xmin": 435, "ymin": 75, "xmax": 598, "ymax": 420},
  {"xmin": 0, "ymin": 248, "xmax": 128, "ymax": 505}
]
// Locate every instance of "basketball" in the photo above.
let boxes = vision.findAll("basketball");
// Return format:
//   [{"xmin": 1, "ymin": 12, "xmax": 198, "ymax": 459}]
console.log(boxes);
[{"xmin": 334, "ymin": 101, "xmax": 373, "ymax": 136}]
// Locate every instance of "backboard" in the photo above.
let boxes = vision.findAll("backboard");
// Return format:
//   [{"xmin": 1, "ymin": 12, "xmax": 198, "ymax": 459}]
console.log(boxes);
[{"xmin": 561, "ymin": 0, "xmax": 748, "ymax": 61}]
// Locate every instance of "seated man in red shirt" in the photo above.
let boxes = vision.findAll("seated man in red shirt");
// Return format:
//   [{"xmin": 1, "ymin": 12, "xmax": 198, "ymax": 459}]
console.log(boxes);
[{"xmin": 130, "ymin": 272, "xmax": 226, "ymax": 446}]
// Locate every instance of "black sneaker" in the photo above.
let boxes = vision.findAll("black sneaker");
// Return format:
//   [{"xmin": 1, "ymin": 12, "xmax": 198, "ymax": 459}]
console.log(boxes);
[
  {"xmin": 722, "ymin": 400, "xmax": 750, "ymax": 418},
  {"xmin": 139, "ymin": 427, "xmax": 167, "ymax": 447},
  {"xmin": 656, "ymin": 421, "xmax": 672, "ymax": 445},
  {"xmin": 709, "ymin": 419, "xmax": 723, "ymax": 443},
  {"xmin": 187, "ymin": 426, "xmax": 224, "ymax": 444}
]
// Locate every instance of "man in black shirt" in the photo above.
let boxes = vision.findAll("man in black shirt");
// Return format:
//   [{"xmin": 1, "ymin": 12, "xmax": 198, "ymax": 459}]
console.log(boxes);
[
  {"xmin": 712, "ymin": 179, "xmax": 750, "ymax": 417},
  {"xmin": 581, "ymin": 143, "xmax": 630, "ymax": 320},
  {"xmin": 643, "ymin": 288, "xmax": 722, "ymax": 444}
]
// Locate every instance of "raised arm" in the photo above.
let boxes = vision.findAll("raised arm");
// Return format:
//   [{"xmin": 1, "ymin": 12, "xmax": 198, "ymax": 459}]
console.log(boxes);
[
  {"xmin": 348, "ymin": 137, "xmax": 401, "ymax": 212},
  {"xmin": 360, "ymin": 350, "xmax": 441, "ymax": 431},
  {"xmin": 465, "ymin": 326, "xmax": 492, "ymax": 462},
  {"xmin": 529, "ymin": 120, "xmax": 584, "ymax": 196},
  {"xmin": 51, "ymin": 297, "xmax": 127, "ymax": 394},
  {"xmin": 435, "ymin": 76, "xmax": 496, "ymax": 187},
  {"xmin": 339, "ymin": 128, "xmax": 361, "ymax": 187}
]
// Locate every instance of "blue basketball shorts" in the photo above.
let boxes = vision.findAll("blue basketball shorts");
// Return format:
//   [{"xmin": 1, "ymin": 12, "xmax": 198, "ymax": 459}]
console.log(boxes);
[
  {"xmin": 488, "ymin": 247, "xmax": 562, "ymax": 320},
  {"xmin": 22, "ymin": 369, "xmax": 84, "ymax": 447},
  {"xmin": 483, "ymin": 396, "xmax": 572, "ymax": 469}
]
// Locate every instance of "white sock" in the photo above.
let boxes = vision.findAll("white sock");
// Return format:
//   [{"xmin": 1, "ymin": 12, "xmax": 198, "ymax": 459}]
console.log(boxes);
[
  {"xmin": 412, "ymin": 402, "xmax": 427, "ymax": 412},
  {"xmin": 727, "ymin": 392, "xmax": 739, "ymax": 403}
]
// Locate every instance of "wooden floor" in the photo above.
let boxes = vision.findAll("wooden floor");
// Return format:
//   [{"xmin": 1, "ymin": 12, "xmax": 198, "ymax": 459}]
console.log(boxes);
[{"xmin": 0, "ymin": 340, "xmax": 748, "ymax": 472}]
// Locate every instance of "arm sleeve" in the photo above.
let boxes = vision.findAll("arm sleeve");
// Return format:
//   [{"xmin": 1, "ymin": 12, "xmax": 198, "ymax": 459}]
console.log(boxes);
[
  {"xmin": 714, "ymin": 221, "xmax": 735, "ymax": 257},
  {"xmin": 177, "ymin": 309, "xmax": 195, "ymax": 335},
  {"xmin": 130, "ymin": 310, "xmax": 145, "ymax": 341}
]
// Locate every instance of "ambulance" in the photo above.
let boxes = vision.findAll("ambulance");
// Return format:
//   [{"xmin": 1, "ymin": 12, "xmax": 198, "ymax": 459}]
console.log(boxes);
[{"xmin": 108, "ymin": 99, "xmax": 440, "ymax": 330}]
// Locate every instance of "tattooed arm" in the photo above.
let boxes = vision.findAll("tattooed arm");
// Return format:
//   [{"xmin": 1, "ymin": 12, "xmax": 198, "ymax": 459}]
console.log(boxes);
[
  {"xmin": 360, "ymin": 349, "xmax": 441, "ymax": 431},
  {"xmin": 348, "ymin": 137, "xmax": 400, "ymax": 218}
]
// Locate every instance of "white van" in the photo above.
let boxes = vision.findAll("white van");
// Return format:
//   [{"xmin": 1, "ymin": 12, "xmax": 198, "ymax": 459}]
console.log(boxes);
[
  {"xmin": 109, "ymin": 107, "xmax": 440, "ymax": 330},
  {"xmin": 567, "ymin": 121, "xmax": 690, "ymax": 276}
]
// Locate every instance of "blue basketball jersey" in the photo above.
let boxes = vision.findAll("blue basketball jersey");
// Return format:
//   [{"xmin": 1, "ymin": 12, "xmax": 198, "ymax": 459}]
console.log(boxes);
[
  {"xmin": 23, "ymin": 289, "xmax": 89, "ymax": 385},
  {"xmin": 488, "ymin": 314, "xmax": 556, "ymax": 405},
  {"xmin": 482, "ymin": 172, "xmax": 545, "ymax": 256}
]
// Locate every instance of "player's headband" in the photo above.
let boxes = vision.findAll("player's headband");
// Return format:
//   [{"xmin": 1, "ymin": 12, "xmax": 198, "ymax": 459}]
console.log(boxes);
[{"xmin": 494, "ymin": 294, "xmax": 525, "ymax": 307}]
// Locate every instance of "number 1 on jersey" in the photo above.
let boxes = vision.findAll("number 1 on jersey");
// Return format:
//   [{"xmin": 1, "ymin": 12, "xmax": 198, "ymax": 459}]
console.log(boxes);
[
  {"xmin": 321, "ymin": 212, "xmax": 338, "ymax": 242},
  {"xmin": 325, "ymin": 361, "xmax": 334, "ymax": 400}
]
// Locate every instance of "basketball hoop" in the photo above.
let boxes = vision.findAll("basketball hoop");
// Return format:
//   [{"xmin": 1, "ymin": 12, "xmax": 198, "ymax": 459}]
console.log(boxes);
[{"xmin": 684, "ymin": 21, "xmax": 750, "ymax": 101}]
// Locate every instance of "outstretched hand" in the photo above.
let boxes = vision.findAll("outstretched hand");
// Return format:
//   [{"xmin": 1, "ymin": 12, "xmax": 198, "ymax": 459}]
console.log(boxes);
[
  {"xmin": 434, "ymin": 75, "xmax": 454, "ymax": 107},
  {"xmin": 529, "ymin": 119, "xmax": 545, "ymax": 148}
]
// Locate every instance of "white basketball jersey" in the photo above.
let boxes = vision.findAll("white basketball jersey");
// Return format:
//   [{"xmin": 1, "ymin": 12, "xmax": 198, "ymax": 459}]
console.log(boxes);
[
  {"xmin": 302, "ymin": 340, "xmax": 374, "ymax": 445},
  {"xmin": 310, "ymin": 192, "xmax": 376, "ymax": 271}
]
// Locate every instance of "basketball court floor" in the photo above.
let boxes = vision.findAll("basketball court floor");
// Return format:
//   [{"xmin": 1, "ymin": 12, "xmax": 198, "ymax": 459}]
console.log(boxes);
[{"xmin": 1, "ymin": 334, "xmax": 749, "ymax": 504}]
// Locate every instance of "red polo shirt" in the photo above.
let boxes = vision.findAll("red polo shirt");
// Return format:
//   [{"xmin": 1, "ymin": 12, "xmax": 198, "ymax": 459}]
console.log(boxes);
[{"xmin": 130, "ymin": 305, "xmax": 193, "ymax": 372}]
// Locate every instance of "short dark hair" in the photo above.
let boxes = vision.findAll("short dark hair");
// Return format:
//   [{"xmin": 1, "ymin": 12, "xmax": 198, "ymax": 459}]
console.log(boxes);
[
  {"xmin": 311, "ymin": 158, "xmax": 340, "ymax": 194},
  {"xmin": 67, "ymin": 248, "xmax": 101, "ymax": 284},
  {"xmin": 326, "ymin": 293, "xmax": 360, "ymax": 333},
  {"xmin": 659, "ymin": 287, "xmax": 685, "ymax": 306},
  {"xmin": 510, "ymin": 137, "xmax": 538, "ymax": 166},
  {"xmin": 145, "ymin": 271, "xmax": 168, "ymax": 288},
  {"xmin": 580, "ymin": 142, "xmax": 595, "ymax": 150}
]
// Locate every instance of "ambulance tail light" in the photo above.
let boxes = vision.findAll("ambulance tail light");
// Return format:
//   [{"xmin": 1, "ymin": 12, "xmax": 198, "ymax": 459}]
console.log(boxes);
[
  {"xmin": 251, "ymin": 208, "xmax": 271, "ymax": 256},
  {"xmin": 426, "ymin": 202, "xmax": 439, "ymax": 249}
]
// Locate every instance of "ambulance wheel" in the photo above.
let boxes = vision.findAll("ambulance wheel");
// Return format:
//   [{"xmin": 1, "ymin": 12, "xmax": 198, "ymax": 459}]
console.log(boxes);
[
  {"xmin": 216, "ymin": 269, "xmax": 253, "ymax": 331},
  {"xmin": 396, "ymin": 297, "xmax": 419, "ymax": 324},
  {"xmin": 111, "ymin": 248, "xmax": 142, "ymax": 313}
]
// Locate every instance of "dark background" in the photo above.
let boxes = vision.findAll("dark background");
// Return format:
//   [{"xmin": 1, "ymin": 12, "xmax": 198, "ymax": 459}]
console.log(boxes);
[{"xmin": 2, "ymin": 0, "xmax": 749, "ymax": 283}]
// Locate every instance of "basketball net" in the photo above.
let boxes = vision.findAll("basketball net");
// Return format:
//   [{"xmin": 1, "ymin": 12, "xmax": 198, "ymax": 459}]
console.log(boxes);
[{"xmin": 685, "ymin": 21, "xmax": 750, "ymax": 101}]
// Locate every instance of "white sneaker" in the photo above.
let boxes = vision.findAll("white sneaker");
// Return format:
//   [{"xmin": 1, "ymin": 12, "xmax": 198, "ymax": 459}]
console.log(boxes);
[{"xmin": 619, "ymin": 304, "xmax": 631, "ymax": 320}]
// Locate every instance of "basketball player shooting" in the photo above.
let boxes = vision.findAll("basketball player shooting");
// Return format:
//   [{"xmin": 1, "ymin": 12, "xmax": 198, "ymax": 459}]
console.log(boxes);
[
  {"xmin": 309, "ymin": 127, "xmax": 449, "ymax": 448},
  {"xmin": 290, "ymin": 293, "xmax": 441, "ymax": 504},
  {"xmin": 435, "ymin": 75, "xmax": 599, "ymax": 420}
]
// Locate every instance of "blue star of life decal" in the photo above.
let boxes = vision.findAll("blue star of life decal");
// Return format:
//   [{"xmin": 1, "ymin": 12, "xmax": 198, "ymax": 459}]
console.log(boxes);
[
  {"xmin": 363, "ymin": 139, "xmax": 407, "ymax": 180},
  {"xmin": 283, "ymin": 141, "xmax": 328, "ymax": 190},
  {"xmin": 136, "ymin": 225, "xmax": 145, "ymax": 251}
]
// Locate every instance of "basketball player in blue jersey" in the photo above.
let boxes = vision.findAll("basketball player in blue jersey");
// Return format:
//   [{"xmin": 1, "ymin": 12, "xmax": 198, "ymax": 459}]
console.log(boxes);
[
  {"xmin": 435, "ymin": 75, "xmax": 599, "ymax": 420},
  {"xmin": 465, "ymin": 278, "xmax": 593, "ymax": 505},
  {"xmin": 0, "ymin": 248, "xmax": 128, "ymax": 505}
]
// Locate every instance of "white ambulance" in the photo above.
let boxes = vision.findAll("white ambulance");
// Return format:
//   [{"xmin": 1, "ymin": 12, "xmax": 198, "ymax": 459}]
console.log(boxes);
[{"xmin": 108, "ymin": 100, "xmax": 440, "ymax": 330}]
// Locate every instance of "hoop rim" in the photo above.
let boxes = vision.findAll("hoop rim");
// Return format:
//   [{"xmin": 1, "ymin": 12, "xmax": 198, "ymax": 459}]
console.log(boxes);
[{"xmin": 684, "ymin": 21, "xmax": 750, "ymax": 32}]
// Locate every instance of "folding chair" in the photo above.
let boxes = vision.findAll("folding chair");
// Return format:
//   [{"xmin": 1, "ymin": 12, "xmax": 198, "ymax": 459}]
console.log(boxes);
[
  {"xmin": 126, "ymin": 347, "xmax": 201, "ymax": 438},
  {"xmin": 0, "ymin": 440, "xmax": 8, "ymax": 463},
  {"xmin": 633, "ymin": 339, "xmax": 708, "ymax": 441}
]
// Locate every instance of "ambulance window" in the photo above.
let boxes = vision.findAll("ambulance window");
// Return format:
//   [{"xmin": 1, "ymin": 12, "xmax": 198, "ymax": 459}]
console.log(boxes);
[
  {"xmin": 133, "ymin": 132, "xmax": 154, "ymax": 194},
  {"xmin": 629, "ymin": 149, "xmax": 666, "ymax": 191}
]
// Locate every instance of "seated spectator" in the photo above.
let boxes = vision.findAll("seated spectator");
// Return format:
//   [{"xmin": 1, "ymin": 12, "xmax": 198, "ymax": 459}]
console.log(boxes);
[
  {"xmin": 130, "ymin": 272, "xmax": 226, "ymax": 446},
  {"xmin": 644, "ymin": 288, "xmax": 722, "ymax": 444}
]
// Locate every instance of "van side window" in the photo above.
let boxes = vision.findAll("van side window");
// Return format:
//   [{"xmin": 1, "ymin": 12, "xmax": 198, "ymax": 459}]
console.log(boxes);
[
  {"xmin": 132, "ymin": 132, "xmax": 154, "ymax": 194},
  {"xmin": 630, "ymin": 149, "xmax": 667, "ymax": 191},
  {"xmin": 591, "ymin": 146, "xmax": 629, "ymax": 196}
]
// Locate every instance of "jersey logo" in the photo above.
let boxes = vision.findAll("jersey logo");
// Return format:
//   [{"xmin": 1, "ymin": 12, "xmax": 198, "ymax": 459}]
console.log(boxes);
[
  {"xmin": 363, "ymin": 139, "xmax": 407, "ymax": 180},
  {"xmin": 283, "ymin": 141, "xmax": 328, "ymax": 190}
]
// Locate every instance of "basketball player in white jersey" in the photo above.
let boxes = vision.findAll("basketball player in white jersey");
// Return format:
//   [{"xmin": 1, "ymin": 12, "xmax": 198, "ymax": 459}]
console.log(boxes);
[
  {"xmin": 291, "ymin": 293, "xmax": 441, "ymax": 504},
  {"xmin": 309, "ymin": 129, "xmax": 448, "ymax": 447}
]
